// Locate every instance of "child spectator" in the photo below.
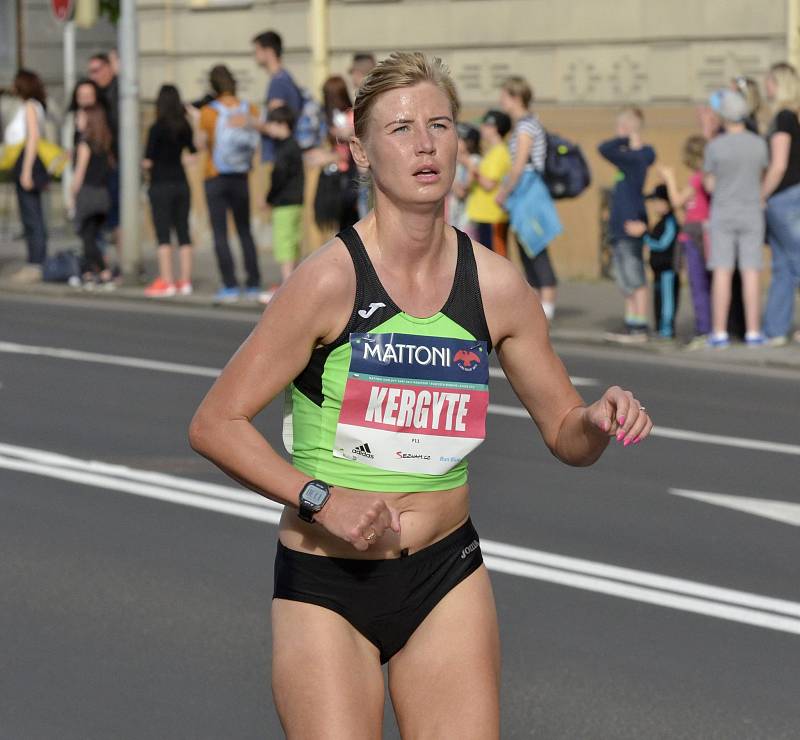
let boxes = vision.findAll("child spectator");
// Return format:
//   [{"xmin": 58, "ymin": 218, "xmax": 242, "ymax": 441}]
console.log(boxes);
[
  {"xmin": 660, "ymin": 136, "xmax": 711, "ymax": 346},
  {"xmin": 69, "ymin": 104, "xmax": 113, "ymax": 287},
  {"xmin": 598, "ymin": 107, "xmax": 656, "ymax": 343},
  {"xmin": 465, "ymin": 110, "xmax": 512, "ymax": 256},
  {"xmin": 142, "ymin": 84, "xmax": 197, "ymax": 297},
  {"xmin": 449, "ymin": 123, "xmax": 480, "ymax": 236},
  {"xmin": 626, "ymin": 185, "xmax": 680, "ymax": 339},
  {"xmin": 703, "ymin": 90, "xmax": 769, "ymax": 348},
  {"xmin": 263, "ymin": 105, "xmax": 304, "ymax": 302}
]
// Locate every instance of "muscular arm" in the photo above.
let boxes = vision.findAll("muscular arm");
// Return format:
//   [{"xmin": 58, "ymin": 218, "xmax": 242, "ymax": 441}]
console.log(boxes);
[
  {"xmin": 188, "ymin": 242, "xmax": 354, "ymax": 506},
  {"xmin": 478, "ymin": 248, "xmax": 651, "ymax": 464}
]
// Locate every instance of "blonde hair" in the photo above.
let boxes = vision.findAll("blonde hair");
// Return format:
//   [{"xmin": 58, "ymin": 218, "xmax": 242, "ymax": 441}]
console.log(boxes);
[
  {"xmin": 353, "ymin": 52, "xmax": 460, "ymax": 140},
  {"xmin": 682, "ymin": 135, "xmax": 706, "ymax": 171},
  {"xmin": 501, "ymin": 76, "xmax": 533, "ymax": 108},
  {"xmin": 768, "ymin": 62, "xmax": 800, "ymax": 112}
]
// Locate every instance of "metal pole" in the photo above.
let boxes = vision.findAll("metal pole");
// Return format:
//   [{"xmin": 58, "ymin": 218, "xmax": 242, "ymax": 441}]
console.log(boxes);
[
  {"xmin": 309, "ymin": 0, "xmax": 329, "ymax": 93},
  {"xmin": 62, "ymin": 19, "xmax": 76, "ymax": 208},
  {"xmin": 118, "ymin": 0, "xmax": 141, "ymax": 280}
]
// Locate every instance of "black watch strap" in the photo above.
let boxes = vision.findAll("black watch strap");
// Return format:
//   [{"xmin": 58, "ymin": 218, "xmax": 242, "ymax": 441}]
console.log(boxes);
[{"xmin": 298, "ymin": 480, "xmax": 330, "ymax": 523}]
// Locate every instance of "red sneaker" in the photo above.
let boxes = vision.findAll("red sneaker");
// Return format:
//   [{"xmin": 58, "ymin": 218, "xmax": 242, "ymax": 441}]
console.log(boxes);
[
  {"xmin": 175, "ymin": 280, "xmax": 193, "ymax": 296},
  {"xmin": 144, "ymin": 278, "xmax": 176, "ymax": 297}
]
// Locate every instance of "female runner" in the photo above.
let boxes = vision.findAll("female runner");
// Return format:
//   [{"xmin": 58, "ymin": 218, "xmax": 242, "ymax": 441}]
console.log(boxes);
[{"xmin": 190, "ymin": 52, "xmax": 653, "ymax": 739}]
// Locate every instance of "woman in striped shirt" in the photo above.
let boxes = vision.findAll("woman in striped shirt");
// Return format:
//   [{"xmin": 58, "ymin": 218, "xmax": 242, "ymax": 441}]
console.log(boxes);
[{"xmin": 497, "ymin": 76, "xmax": 558, "ymax": 321}]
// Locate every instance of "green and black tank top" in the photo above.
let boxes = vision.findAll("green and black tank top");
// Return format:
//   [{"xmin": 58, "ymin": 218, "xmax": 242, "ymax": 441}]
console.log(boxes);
[{"xmin": 283, "ymin": 226, "xmax": 493, "ymax": 492}]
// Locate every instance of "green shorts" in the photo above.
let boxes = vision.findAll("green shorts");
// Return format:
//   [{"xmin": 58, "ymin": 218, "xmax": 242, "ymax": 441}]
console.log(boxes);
[{"xmin": 272, "ymin": 205, "xmax": 303, "ymax": 264}]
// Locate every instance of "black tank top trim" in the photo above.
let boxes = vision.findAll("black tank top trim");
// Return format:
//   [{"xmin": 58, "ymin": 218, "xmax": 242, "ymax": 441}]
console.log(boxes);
[{"xmin": 291, "ymin": 226, "xmax": 492, "ymax": 407}]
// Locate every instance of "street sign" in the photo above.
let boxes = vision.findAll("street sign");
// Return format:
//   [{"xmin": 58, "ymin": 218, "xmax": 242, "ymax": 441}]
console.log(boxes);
[{"xmin": 51, "ymin": 0, "xmax": 74, "ymax": 21}]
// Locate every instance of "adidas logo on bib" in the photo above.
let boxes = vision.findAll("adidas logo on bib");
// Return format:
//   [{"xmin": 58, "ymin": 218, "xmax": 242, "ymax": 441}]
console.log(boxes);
[{"xmin": 352, "ymin": 443, "xmax": 375, "ymax": 459}]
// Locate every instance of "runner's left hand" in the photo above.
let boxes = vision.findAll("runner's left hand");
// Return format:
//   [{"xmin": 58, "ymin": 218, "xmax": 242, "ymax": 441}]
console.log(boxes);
[{"xmin": 585, "ymin": 386, "xmax": 653, "ymax": 447}]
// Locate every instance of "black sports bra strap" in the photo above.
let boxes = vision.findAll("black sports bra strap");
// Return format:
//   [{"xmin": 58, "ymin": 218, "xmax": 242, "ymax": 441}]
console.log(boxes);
[
  {"xmin": 336, "ymin": 226, "xmax": 397, "ymax": 310},
  {"xmin": 443, "ymin": 228, "xmax": 493, "ymax": 353}
]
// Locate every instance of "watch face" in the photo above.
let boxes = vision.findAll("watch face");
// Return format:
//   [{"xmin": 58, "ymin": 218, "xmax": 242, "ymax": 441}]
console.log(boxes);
[{"xmin": 303, "ymin": 484, "xmax": 328, "ymax": 507}]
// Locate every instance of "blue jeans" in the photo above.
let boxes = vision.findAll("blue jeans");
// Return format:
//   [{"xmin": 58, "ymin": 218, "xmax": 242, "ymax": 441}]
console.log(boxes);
[
  {"xmin": 16, "ymin": 184, "xmax": 48, "ymax": 264},
  {"xmin": 763, "ymin": 183, "xmax": 800, "ymax": 338}
]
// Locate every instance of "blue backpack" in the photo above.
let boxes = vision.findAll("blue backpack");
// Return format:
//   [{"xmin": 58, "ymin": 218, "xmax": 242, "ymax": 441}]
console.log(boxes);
[
  {"xmin": 211, "ymin": 100, "xmax": 259, "ymax": 174},
  {"xmin": 292, "ymin": 86, "xmax": 323, "ymax": 151},
  {"xmin": 543, "ymin": 132, "xmax": 591, "ymax": 199}
]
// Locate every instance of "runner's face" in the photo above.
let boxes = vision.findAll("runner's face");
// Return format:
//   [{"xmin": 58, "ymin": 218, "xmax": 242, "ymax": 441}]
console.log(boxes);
[{"xmin": 362, "ymin": 82, "xmax": 457, "ymax": 206}]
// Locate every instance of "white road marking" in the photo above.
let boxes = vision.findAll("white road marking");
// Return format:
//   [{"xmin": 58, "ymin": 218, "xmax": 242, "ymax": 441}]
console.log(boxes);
[
  {"xmin": 488, "ymin": 366, "xmax": 597, "ymax": 387},
  {"xmin": 488, "ymin": 404, "xmax": 800, "ymax": 457},
  {"xmin": 2, "ymin": 341, "xmax": 796, "ymax": 457},
  {"xmin": 2, "ymin": 442, "xmax": 800, "ymax": 636},
  {"xmin": 0, "ymin": 341, "xmax": 220, "ymax": 378},
  {"xmin": 669, "ymin": 488, "xmax": 800, "ymax": 527}
]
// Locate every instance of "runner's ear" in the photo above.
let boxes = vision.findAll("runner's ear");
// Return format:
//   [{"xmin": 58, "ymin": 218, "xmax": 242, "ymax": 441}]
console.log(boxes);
[{"xmin": 350, "ymin": 136, "xmax": 370, "ymax": 170}]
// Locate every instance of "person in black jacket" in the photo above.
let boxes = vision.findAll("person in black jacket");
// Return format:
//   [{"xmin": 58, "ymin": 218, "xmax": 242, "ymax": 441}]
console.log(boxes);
[{"xmin": 263, "ymin": 105, "xmax": 304, "ymax": 301}]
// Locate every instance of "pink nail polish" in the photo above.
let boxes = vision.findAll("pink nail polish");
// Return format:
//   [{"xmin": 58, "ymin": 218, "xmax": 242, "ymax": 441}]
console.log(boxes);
[
  {"xmin": 617, "ymin": 416, "xmax": 626, "ymax": 425},
  {"xmin": 633, "ymin": 436, "xmax": 641, "ymax": 444},
  {"xmin": 623, "ymin": 437, "xmax": 632, "ymax": 447},
  {"xmin": 616, "ymin": 431, "xmax": 625, "ymax": 442}
]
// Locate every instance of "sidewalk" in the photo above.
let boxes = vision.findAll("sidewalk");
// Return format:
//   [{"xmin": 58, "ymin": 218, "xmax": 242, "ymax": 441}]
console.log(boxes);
[{"xmin": 2, "ymin": 229, "xmax": 800, "ymax": 372}]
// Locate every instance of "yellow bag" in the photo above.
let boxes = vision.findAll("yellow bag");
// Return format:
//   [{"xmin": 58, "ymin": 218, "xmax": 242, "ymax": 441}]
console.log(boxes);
[
  {"xmin": 37, "ymin": 138, "xmax": 68, "ymax": 177},
  {"xmin": 0, "ymin": 142, "xmax": 23, "ymax": 172},
  {"xmin": 0, "ymin": 140, "xmax": 67, "ymax": 177}
]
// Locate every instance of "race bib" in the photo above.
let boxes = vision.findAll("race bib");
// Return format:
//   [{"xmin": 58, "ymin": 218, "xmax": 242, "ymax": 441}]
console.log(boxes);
[{"xmin": 333, "ymin": 332, "xmax": 489, "ymax": 474}]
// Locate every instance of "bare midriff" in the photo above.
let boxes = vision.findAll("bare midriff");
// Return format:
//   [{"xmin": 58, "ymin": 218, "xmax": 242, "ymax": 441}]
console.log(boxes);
[{"xmin": 278, "ymin": 483, "xmax": 471, "ymax": 559}]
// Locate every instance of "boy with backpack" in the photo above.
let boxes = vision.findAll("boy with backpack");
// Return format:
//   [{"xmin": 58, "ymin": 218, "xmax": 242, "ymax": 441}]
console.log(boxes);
[{"xmin": 198, "ymin": 64, "xmax": 262, "ymax": 303}]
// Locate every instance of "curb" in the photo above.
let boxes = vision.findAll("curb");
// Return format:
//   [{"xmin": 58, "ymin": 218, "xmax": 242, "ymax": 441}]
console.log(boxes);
[{"xmin": 3, "ymin": 279, "xmax": 799, "ymax": 373}]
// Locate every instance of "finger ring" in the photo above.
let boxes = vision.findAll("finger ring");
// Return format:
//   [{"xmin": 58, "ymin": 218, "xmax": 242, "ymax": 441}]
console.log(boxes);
[
  {"xmin": 364, "ymin": 530, "xmax": 376, "ymax": 542},
  {"xmin": 639, "ymin": 406, "xmax": 646, "ymax": 412}
]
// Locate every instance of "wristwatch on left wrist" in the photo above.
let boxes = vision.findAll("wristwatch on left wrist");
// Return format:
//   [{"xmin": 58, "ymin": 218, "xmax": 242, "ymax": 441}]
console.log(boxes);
[{"xmin": 297, "ymin": 480, "xmax": 331, "ymax": 523}]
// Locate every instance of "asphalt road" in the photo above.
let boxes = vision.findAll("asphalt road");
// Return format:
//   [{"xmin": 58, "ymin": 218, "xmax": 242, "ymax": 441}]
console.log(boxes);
[{"xmin": 1, "ymin": 293, "xmax": 799, "ymax": 740}]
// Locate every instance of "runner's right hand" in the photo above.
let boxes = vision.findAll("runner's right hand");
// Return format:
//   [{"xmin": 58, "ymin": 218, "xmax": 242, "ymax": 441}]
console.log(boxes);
[{"xmin": 314, "ymin": 488, "xmax": 401, "ymax": 551}]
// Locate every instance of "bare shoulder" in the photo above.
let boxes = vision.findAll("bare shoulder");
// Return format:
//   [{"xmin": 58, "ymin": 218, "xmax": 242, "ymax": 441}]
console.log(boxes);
[
  {"xmin": 259, "ymin": 236, "xmax": 355, "ymax": 346},
  {"xmin": 471, "ymin": 238, "xmax": 544, "ymax": 346}
]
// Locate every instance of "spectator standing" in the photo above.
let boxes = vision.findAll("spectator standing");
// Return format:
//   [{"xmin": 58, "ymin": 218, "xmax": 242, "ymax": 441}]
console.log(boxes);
[
  {"xmin": 348, "ymin": 53, "xmax": 376, "ymax": 93},
  {"xmin": 449, "ymin": 122, "xmax": 480, "ymax": 236},
  {"xmin": 142, "ymin": 84, "xmax": 197, "ymax": 298},
  {"xmin": 67, "ymin": 78, "xmax": 105, "ymax": 146},
  {"xmin": 4, "ymin": 69, "xmax": 48, "ymax": 282},
  {"xmin": 465, "ymin": 110, "xmax": 512, "ymax": 256},
  {"xmin": 313, "ymin": 75, "xmax": 358, "ymax": 232},
  {"xmin": 263, "ymin": 106, "xmax": 304, "ymax": 299},
  {"xmin": 497, "ymin": 76, "xmax": 558, "ymax": 321},
  {"xmin": 598, "ymin": 107, "xmax": 656, "ymax": 343},
  {"xmin": 761, "ymin": 62, "xmax": 800, "ymax": 345},
  {"xmin": 69, "ymin": 104, "xmax": 113, "ymax": 286},
  {"xmin": 660, "ymin": 136, "xmax": 712, "ymax": 345},
  {"xmin": 703, "ymin": 90, "xmax": 769, "ymax": 348},
  {"xmin": 198, "ymin": 65, "xmax": 262, "ymax": 303},
  {"xmin": 625, "ymin": 185, "xmax": 680, "ymax": 339},
  {"xmin": 252, "ymin": 30, "xmax": 303, "ymax": 163},
  {"xmin": 87, "ymin": 53, "xmax": 121, "ymax": 270}
]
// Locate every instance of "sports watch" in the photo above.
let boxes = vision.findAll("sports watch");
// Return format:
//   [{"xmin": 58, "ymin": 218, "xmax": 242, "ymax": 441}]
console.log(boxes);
[{"xmin": 297, "ymin": 480, "xmax": 331, "ymax": 523}]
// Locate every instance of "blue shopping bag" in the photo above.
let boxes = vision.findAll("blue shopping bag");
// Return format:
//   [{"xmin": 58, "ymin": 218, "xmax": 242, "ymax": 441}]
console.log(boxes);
[{"xmin": 505, "ymin": 170, "xmax": 563, "ymax": 258}]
